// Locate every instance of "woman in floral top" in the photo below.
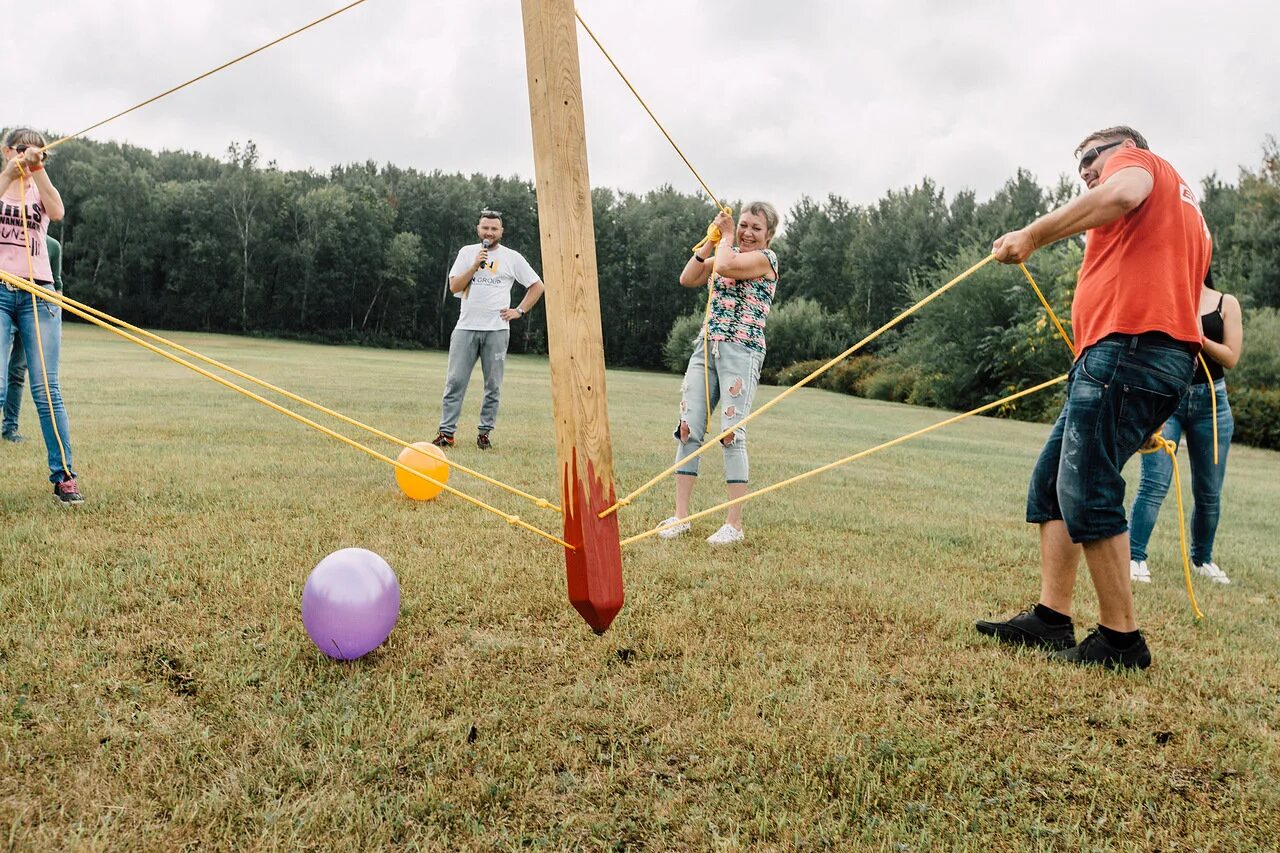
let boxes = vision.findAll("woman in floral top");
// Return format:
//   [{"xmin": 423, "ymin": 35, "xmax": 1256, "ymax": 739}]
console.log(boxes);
[{"xmin": 659, "ymin": 202, "xmax": 779, "ymax": 546}]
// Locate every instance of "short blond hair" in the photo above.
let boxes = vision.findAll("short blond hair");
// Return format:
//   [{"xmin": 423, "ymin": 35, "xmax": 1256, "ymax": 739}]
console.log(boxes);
[{"xmin": 1075, "ymin": 125, "xmax": 1149, "ymax": 157}]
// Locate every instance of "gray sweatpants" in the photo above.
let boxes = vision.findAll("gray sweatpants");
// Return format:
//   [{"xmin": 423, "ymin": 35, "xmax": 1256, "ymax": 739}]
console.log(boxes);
[
  {"xmin": 674, "ymin": 337, "xmax": 765, "ymax": 483},
  {"xmin": 438, "ymin": 328, "xmax": 509, "ymax": 435}
]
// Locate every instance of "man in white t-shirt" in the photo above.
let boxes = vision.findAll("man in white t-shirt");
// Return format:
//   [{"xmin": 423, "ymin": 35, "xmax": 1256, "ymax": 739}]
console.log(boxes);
[{"xmin": 433, "ymin": 209, "xmax": 544, "ymax": 450}]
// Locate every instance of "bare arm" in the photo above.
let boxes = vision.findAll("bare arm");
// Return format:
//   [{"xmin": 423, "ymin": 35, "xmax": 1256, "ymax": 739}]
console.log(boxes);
[
  {"xmin": 448, "ymin": 265, "xmax": 477, "ymax": 294},
  {"xmin": 711, "ymin": 245, "xmax": 775, "ymax": 280},
  {"xmin": 992, "ymin": 166, "xmax": 1154, "ymax": 263},
  {"xmin": 29, "ymin": 170, "xmax": 64, "ymax": 221},
  {"xmin": 1202, "ymin": 294, "xmax": 1243, "ymax": 369},
  {"xmin": 499, "ymin": 280, "xmax": 544, "ymax": 320},
  {"xmin": 679, "ymin": 248, "xmax": 714, "ymax": 287},
  {"xmin": 449, "ymin": 247, "xmax": 487, "ymax": 294}
]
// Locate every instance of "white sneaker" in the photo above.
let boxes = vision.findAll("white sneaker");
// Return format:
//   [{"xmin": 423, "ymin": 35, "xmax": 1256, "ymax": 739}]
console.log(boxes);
[
  {"xmin": 1129, "ymin": 559, "xmax": 1151, "ymax": 583},
  {"xmin": 657, "ymin": 516, "xmax": 690, "ymax": 540},
  {"xmin": 706, "ymin": 524, "xmax": 744, "ymax": 546},
  {"xmin": 1193, "ymin": 562, "xmax": 1231, "ymax": 584}
]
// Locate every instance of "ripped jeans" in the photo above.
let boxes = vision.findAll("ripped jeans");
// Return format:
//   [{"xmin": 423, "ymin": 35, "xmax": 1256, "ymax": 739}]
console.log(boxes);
[{"xmin": 673, "ymin": 337, "xmax": 765, "ymax": 483}]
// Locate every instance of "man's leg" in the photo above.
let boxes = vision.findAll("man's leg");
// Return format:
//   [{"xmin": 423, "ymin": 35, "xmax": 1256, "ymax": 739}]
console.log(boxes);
[
  {"xmin": 1050, "ymin": 339, "xmax": 1193, "ymax": 668},
  {"xmin": 974, "ymin": 399, "xmax": 1079, "ymax": 650},
  {"xmin": 3, "ymin": 333, "xmax": 26, "ymax": 438},
  {"xmin": 476, "ymin": 329, "xmax": 509, "ymax": 436},
  {"xmin": 1082, "ymin": 533, "xmax": 1136, "ymax": 632},
  {"xmin": 1038, "ymin": 519, "xmax": 1080, "ymax": 616},
  {"xmin": 439, "ymin": 328, "xmax": 481, "ymax": 437}
]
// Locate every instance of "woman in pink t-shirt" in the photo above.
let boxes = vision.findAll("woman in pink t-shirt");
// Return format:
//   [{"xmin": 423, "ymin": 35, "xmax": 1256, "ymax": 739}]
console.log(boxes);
[{"xmin": 0, "ymin": 127, "xmax": 82, "ymax": 505}]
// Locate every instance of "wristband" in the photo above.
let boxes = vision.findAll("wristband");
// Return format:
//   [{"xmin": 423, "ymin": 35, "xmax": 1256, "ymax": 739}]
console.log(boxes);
[
  {"xmin": 28, "ymin": 163, "xmax": 43, "ymax": 173},
  {"xmin": 690, "ymin": 254, "xmax": 704, "ymax": 263},
  {"xmin": 516, "ymin": 307, "xmax": 525, "ymax": 316}
]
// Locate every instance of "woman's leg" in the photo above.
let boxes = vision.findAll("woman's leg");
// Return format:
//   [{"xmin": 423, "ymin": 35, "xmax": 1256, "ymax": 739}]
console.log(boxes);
[
  {"xmin": 1185, "ymin": 380, "xmax": 1233, "ymax": 566},
  {"xmin": 16, "ymin": 289, "xmax": 75, "ymax": 483},
  {"xmin": 672, "ymin": 337, "xmax": 718, "ymax": 517},
  {"xmin": 715, "ymin": 343, "xmax": 764, "ymax": 530},
  {"xmin": 1128, "ymin": 409, "xmax": 1184, "ymax": 562}
]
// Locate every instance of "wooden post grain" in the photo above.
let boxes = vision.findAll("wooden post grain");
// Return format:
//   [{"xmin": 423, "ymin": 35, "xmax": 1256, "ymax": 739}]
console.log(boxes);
[{"xmin": 520, "ymin": 0, "xmax": 624, "ymax": 633}]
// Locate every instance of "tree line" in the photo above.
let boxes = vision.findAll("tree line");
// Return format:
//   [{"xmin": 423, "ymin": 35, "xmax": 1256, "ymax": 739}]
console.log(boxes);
[{"xmin": 42, "ymin": 133, "xmax": 1280, "ymax": 441}]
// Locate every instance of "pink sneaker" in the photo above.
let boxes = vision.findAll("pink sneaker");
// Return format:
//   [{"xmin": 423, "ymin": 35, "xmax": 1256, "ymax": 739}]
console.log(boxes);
[{"xmin": 53, "ymin": 477, "xmax": 85, "ymax": 507}]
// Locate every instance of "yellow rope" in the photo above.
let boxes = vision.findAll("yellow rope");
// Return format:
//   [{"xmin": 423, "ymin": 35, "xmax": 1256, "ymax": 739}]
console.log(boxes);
[
  {"xmin": 1198, "ymin": 352, "xmax": 1219, "ymax": 465},
  {"xmin": 575, "ymin": 8, "xmax": 729, "ymax": 215},
  {"xmin": 14, "ymin": 282, "xmax": 560, "ymax": 513},
  {"xmin": 40, "ymin": 0, "xmax": 371, "ymax": 154},
  {"xmin": 14, "ymin": 172, "xmax": 72, "ymax": 479},
  {"xmin": 700, "ymin": 293, "xmax": 713, "ymax": 434},
  {"xmin": 1139, "ymin": 436, "xmax": 1204, "ymax": 620},
  {"xmin": 0, "ymin": 272, "xmax": 573, "ymax": 550},
  {"xmin": 1017, "ymin": 263, "xmax": 1075, "ymax": 356},
  {"xmin": 624, "ymin": 374, "xmax": 1068, "ymax": 545},
  {"xmin": 601, "ymin": 253, "xmax": 997, "ymax": 518}
]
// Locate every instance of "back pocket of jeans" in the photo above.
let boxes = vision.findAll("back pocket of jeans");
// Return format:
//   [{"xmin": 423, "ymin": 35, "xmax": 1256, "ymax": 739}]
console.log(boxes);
[{"xmin": 1115, "ymin": 367, "xmax": 1182, "ymax": 457}]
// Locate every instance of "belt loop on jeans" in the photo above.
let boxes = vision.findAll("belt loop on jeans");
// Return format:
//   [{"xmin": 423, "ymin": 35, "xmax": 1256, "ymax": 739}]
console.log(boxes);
[{"xmin": 1128, "ymin": 335, "xmax": 1139, "ymax": 355}]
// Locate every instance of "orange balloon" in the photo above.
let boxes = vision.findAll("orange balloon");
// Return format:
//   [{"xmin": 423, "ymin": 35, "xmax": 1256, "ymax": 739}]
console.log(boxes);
[{"xmin": 395, "ymin": 442, "xmax": 450, "ymax": 501}]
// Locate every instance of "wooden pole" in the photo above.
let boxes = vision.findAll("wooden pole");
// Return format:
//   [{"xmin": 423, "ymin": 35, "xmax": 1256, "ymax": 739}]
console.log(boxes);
[{"xmin": 520, "ymin": 0, "xmax": 624, "ymax": 633}]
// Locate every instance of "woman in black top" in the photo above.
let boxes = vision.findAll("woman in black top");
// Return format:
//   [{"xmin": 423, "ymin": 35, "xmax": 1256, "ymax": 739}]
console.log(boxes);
[{"xmin": 1129, "ymin": 269, "xmax": 1242, "ymax": 584}]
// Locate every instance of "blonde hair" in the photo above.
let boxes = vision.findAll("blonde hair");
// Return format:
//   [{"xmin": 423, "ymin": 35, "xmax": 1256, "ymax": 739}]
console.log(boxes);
[{"xmin": 3, "ymin": 128, "xmax": 47, "ymax": 150}]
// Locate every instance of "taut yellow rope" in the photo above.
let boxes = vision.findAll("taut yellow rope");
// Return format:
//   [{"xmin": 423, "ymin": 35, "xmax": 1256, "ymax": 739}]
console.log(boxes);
[
  {"xmin": 40, "ymin": 0, "xmax": 371, "ymax": 154},
  {"xmin": 601, "ymin": 253, "xmax": 998, "ymax": 518},
  {"xmin": 14, "ymin": 281, "xmax": 560, "ymax": 512},
  {"xmin": 0, "ymin": 272, "xmax": 573, "ymax": 550},
  {"xmin": 1017, "ymin": 263, "xmax": 1075, "ymax": 356},
  {"xmin": 624, "ymin": 374, "xmax": 1068, "ymax": 545},
  {"xmin": 575, "ymin": 9, "xmax": 729, "ymax": 215}
]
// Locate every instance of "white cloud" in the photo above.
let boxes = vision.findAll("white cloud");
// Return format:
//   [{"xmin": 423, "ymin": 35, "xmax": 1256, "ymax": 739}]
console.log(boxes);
[{"xmin": 16, "ymin": 0, "xmax": 1280, "ymax": 222}]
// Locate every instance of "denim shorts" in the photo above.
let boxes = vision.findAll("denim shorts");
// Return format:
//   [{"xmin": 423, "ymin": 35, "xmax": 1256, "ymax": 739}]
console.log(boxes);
[{"xmin": 1026, "ymin": 334, "xmax": 1195, "ymax": 543}]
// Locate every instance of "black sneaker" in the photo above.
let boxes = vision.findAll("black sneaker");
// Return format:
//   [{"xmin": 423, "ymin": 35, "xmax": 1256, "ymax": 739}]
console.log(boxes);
[
  {"xmin": 975, "ymin": 608, "xmax": 1076, "ymax": 651},
  {"xmin": 1048, "ymin": 628, "xmax": 1151, "ymax": 670},
  {"xmin": 53, "ymin": 476, "xmax": 85, "ymax": 507},
  {"xmin": 2, "ymin": 430, "xmax": 24, "ymax": 443},
  {"xmin": 431, "ymin": 431, "xmax": 455, "ymax": 449},
  {"xmin": 476, "ymin": 432, "xmax": 492, "ymax": 451}
]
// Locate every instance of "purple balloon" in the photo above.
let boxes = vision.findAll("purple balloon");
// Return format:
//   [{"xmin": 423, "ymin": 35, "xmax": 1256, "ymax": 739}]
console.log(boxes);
[{"xmin": 301, "ymin": 548, "xmax": 400, "ymax": 660}]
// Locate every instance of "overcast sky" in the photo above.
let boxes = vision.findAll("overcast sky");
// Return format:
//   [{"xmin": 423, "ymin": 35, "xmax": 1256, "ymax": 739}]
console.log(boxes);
[{"xmin": 19, "ymin": 1, "xmax": 1280, "ymax": 225}]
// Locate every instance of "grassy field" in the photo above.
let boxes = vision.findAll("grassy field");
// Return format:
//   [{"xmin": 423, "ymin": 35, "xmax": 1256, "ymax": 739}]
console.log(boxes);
[{"xmin": 2, "ymin": 325, "xmax": 1278, "ymax": 851}]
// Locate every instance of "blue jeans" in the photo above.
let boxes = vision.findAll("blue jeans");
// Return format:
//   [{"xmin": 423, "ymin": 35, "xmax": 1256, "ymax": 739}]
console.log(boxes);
[
  {"xmin": 3, "ymin": 330, "xmax": 25, "ymax": 434},
  {"xmin": 1129, "ymin": 379, "xmax": 1232, "ymax": 564},
  {"xmin": 1026, "ymin": 336, "xmax": 1194, "ymax": 544},
  {"xmin": 438, "ymin": 328, "xmax": 509, "ymax": 435},
  {"xmin": 0, "ymin": 283, "xmax": 76, "ymax": 482},
  {"xmin": 673, "ymin": 337, "xmax": 765, "ymax": 483}
]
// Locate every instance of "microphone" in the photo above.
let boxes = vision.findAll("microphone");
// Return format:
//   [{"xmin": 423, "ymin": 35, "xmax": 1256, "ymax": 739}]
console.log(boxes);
[{"xmin": 480, "ymin": 238, "xmax": 491, "ymax": 266}]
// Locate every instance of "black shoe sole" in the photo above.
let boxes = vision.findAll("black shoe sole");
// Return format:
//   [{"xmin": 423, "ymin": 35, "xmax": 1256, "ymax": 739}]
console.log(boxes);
[
  {"xmin": 1047, "ymin": 645, "xmax": 1151, "ymax": 670},
  {"xmin": 975, "ymin": 620, "xmax": 1075, "ymax": 651}
]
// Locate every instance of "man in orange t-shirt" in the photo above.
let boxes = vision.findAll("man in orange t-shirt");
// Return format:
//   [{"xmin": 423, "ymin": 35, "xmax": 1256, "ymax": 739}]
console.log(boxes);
[{"xmin": 975, "ymin": 125, "xmax": 1211, "ymax": 670}]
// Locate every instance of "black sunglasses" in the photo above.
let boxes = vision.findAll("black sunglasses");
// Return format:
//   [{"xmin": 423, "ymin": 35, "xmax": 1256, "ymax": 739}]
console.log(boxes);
[
  {"xmin": 1078, "ymin": 140, "xmax": 1124, "ymax": 171},
  {"xmin": 12, "ymin": 144, "xmax": 49, "ymax": 162}
]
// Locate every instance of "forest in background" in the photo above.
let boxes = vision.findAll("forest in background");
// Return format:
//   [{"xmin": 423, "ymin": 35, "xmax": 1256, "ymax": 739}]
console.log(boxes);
[{"xmin": 39, "ymin": 134, "xmax": 1280, "ymax": 445}]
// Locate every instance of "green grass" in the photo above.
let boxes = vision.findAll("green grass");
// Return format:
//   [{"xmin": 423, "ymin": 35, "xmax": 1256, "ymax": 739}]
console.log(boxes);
[{"xmin": 2, "ymin": 325, "xmax": 1278, "ymax": 851}]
